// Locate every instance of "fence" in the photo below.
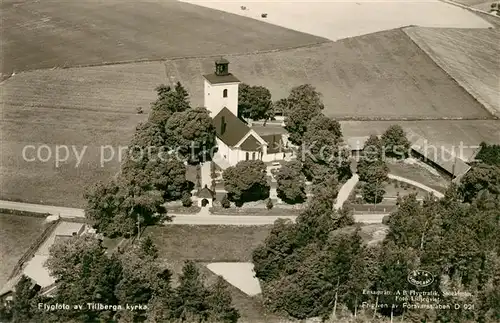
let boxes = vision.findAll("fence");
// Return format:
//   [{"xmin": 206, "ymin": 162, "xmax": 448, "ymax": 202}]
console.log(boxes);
[{"xmin": 8, "ymin": 218, "xmax": 61, "ymax": 280}]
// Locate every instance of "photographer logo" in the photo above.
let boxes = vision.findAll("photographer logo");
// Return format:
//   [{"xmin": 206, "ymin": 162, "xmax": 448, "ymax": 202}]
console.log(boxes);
[{"xmin": 407, "ymin": 270, "xmax": 434, "ymax": 287}]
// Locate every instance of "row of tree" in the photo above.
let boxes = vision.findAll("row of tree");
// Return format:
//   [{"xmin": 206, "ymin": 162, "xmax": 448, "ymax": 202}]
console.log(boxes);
[
  {"xmin": 84, "ymin": 83, "xmax": 218, "ymax": 237},
  {"xmin": 1, "ymin": 237, "xmax": 239, "ymax": 323},
  {"xmin": 357, "ymin": 125, "xmax": 411, "ymax": 203},
  {"xmin": 252, "ymin": 143, "xmax": 500, "ymax": 322},
  {"xmin": 223, "ymin": 84, "xmax": 350, "ymax": 206}
]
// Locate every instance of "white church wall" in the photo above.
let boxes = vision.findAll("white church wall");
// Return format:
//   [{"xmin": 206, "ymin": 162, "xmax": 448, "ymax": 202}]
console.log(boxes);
[
  {"xmin": 204, "ymin": 79, "xmax": 239, "ymax": 117},
  {"xmin": 215, "ymin": 138, "xmax": 240, "ymax": 166},
  {"xmin": 262, "ymin": 152, "xmax": 290, "ymax": 162}
]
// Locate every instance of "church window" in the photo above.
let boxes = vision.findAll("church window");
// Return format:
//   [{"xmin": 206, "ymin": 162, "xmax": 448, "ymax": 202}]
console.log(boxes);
[
  {"xmin": 245, "ymin": 152, "xmax": 249, "ymax": 160},
  {"xmin": 252, "ymin": 152, "xmax": 256, "ymax": 160},
  {"xmin": 223, "ymin": 89, "xmax": 228, "ymax": 98}
]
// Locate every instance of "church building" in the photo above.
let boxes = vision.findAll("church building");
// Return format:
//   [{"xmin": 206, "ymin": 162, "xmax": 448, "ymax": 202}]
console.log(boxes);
[{"xmin": 203, "ymin": 58, "xmax": 292, "ymax": 166}]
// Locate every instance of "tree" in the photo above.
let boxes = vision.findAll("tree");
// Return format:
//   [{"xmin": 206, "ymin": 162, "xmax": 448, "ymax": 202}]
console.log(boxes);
[
  {"xmin": 360, "ymin": 134, "xmax": 384, "ymax": 163},
  {"xmin": 181, "ymin": 191, "xmax": 193, "ymax": 207},
  {"xmin": 381, "ymin": 124, "xmax": 411, "ymax": 159},
  {"xmin": 307, "ymin": 114, "xmax": 342, "ymax": 140},
  {"xmin": 133, "ymin": 158, "xmax": 190, "ymax": 202},
  {"xmin": 206, "ymin": 277, "xmax": 240, "ymax": 323},
  {"xmin": 222, "ymin": 160, "xmax": 270, "ymax": 205},
  {"xmin": 459, "ymin": 164, "xmax": 500, "ymax": 202},
  {"xmin": 115, "ymin": 238, "xmax": 172, "ymax": 322},
  {"xmin": 300, "ymin": 128, "xmax": 341, "ymax": 184},
  {"xmin": 253, "ymin": 219, "xmax": 299, "ymax": 282},
  {"xmin": 151, "ymin": 83, "xmax": 190, "ymax": 114},
  {"xmin": 45, "ymin": 235, "xmax": 123, "ymax": 322},
  {"xmin": 221, "ymin": 194, "xmax": 231, "ymax": 208},
  {"xmin": 475, "ymin": 142, "xmax": 500, "ymax": 166},
  {"xmin": 84, "ymin": 180, "xmax": 122, "ymax": 236},
  {"xmin": 9, "ymin": 276, "xmax": 38, "ymax": 323},
  {"xmin": 276, "ymin": 161, "xmax": 306, "ymax": 204},
  {"xmin": 266, "ymin": 198, "xmax": 274, "ymax": 210},
  {"xmin": 357, "ymin": 134, "xmax": 389, "ymax": 203},
  {"xmin": 299, "ymin": 114, "xmax": 351, "ymax": 183},
  {"xmin": 283, "ymin": 84, "xmax": 324, "ymax": 145},
  {"xmin": 171, "ymin": 261, "xmax": 209, "ymax": 321},
  {"xmin": 358, "ymin": 160, "xmax": 389, "ymax": 186},
  {"xmin": 361, "ymin": 180, "xmax": 385, "ymax": 204},
  {"xmin": 238, "ymin": 83, "xmax": 273, "ymax": 121},
  {"xmin": 165, "ymin": 107, "xmax": 216, "ymax": 164}
]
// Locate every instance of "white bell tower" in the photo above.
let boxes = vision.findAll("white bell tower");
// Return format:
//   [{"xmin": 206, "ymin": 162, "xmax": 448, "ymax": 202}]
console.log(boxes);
[{"xmin": 203, "ymin": 58, "xmax": 240, "ymax": 117}]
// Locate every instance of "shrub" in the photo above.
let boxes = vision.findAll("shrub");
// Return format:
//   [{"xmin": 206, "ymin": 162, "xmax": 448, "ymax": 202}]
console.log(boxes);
[
  {"xmin": 221, "ymin": 195, "xmax": 230, "ymax": 209},
  {"xmin": 181, "ymin": 192, "xmax": 192, "ymax": 207},
  {"xmin": 382, "ymin": 215, "xmax": 391, "ymax": 225},
  {"xmin": 266, "ymin": 198, "xmax": 274, "ymax": 210}
]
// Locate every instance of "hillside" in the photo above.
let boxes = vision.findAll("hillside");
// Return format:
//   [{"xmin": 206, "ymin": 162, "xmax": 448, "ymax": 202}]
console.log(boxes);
[
  {"xmin": 165, "ymin": 28, "xmax": 490, "ymax": 120},
  {"xmin": 0, "ymin": 0, "xmax": 326, "ymax": 77},
  {"xmin": 405, "ymin": 27, "xmax": 500, "ymax": 117}
]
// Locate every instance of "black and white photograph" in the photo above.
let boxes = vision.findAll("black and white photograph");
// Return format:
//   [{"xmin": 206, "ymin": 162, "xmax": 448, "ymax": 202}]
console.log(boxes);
[{"xmin": 0, "ymin": 0, "xmax": 499, "ymax": 322}]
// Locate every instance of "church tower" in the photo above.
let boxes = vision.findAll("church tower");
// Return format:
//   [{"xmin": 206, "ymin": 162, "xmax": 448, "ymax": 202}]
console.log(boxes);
[{"xmin": 203, "ymin": 58, "xmax": 240, "ymax": 117}]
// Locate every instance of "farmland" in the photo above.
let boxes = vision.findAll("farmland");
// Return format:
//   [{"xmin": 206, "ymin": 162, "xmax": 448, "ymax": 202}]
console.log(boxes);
[
  {"xmin": 0, "ymin": 0, "xmax": 325, "ymax": 77},
  {"xmin": 405, "ymin": 27, "xmax": 500, "ymax": 117},
  {"xmin": 0, "ymin": 214, "xmax": 47, "ymax": 288},
  {"xmin": 181, "ymin": 0, "xmax": 492, "ymax": 41},
  {"xmin": 2, "ymin": 38, "xmax": 499, "ymax": 207},
  {"xmin": 0, "ymin": 63, "xmax": 164, "ymax": 207},
  {"xmin": 165, "ymin": 28, "xmax": 491, "ymax": 120}
]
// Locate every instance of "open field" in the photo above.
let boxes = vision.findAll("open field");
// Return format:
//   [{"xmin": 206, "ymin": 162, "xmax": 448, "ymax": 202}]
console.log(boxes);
[
  {"xmin": 166, "ymin": 28, "xmax": 490, "ymax": 120},
  {"xmin": 2, "ymin": 27, "xmax": 498, "ymax": 207},
  {"xmin": 145, "ymin": 225, "xmax": 272, "ymax": 262},
  {"xmin": 0, "ymin": 0, "xmax": 325, "ymax": 77},
  {"xmin": 181, "ymin": 0, "xmax": 492, "ymax": 41},
  {"xmin": 0, "ymin": 214, "xmax": 47, "ymax": 288},
  {"xmin": 144, "ymin": 225, "xmax": 283, "ymax": 322},
  {"xmin": 404, "ymin": 27, "xmax": 500, "ymax": 117},
  {"xmin": 341, "ymin": 120, "xmax": 500, "ymax": 156},
  {"xmin": 0, "ymin": 63, "xmax": 163, "ymax": 207}
]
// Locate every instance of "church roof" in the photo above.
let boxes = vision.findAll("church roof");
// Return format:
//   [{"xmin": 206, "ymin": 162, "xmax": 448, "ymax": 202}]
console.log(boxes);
[
  {"xmin": 197, "ymin": 186, "xmax": 215, "ymax": 199},
  {"xmin": 215, "ymin": 57, "xmax": 230, "ymax": 64},
  {"xmin": 212, "ymin": 108, "xmax": 250, "ymax": 147},
  {"xmin": 261, "ymin": 134, "xmax": 289, "ymax": 154},
  {"xmin": 239, "ymin": 134, "xmax": 263, "ymax": 151},
  {"xmin": 203, "ymin": 73, "xmax": 240, "ymax": 84}
]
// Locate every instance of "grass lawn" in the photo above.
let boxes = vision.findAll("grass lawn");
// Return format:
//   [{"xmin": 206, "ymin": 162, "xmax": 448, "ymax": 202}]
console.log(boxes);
[
  {"xmin": 387, "ymin": 160, "xmax": 450, "ymax": 193},
  {"xmin": 0, "ymin": 214, "xmax": 48, "ymax": 288},
  {"xmin": 145, "ymin": 225, "xmax": 272, "ymax": 263},
  {"xmin": 384, "ymin": 180, "xmax": 429, "ymax": 198},
  {"xmin": 143, "ymin": 224, "xmax": 279, "ymax": 322}
]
